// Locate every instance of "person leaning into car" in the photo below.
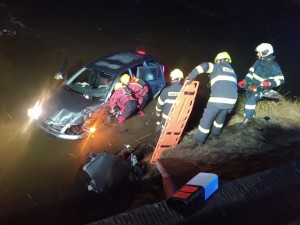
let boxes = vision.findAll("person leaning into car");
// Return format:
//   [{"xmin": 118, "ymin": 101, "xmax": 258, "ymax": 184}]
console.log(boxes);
[
  {"xmin": 109, "ymin": 82, "xmax": 138, "ymax": 124},
  {"xmin": 120, "ymin": 74, "xmax": 149, "ymax": 115}
]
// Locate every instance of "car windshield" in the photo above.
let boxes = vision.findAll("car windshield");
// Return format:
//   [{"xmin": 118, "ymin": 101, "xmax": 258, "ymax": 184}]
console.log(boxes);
[{"xmin": 66, "ymin": 68, "xmax": 115, "ymax": 99}]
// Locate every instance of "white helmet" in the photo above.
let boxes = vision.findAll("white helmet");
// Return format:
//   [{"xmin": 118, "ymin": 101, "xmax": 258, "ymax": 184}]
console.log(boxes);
[
  {"xmin": 255, "ymin": 43, "xmax": 274, "ymax": 57},
  {"xmin": 170, "ymin": 69, "xmax": 183, "ymax": 80}
]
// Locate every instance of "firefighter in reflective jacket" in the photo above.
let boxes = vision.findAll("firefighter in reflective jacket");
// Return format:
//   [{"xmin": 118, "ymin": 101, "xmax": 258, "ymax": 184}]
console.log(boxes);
[
  {"xmin": 185, "ymin": 52, "xmax": 238, "ymax": 145},
  {"xmin": 155, "ymin": 69, "xmax": 183, "ymax": 132},
  {"xmin": 109, "ymin": 82, "xmax": 138, "ymax": 124},
  {"xmin": 238, "ymin": 43, "xmax": 285, "ymax": 127},
  {"xmin": 120, "ymin": 74, "xmax": 149, "ymax": 112}
]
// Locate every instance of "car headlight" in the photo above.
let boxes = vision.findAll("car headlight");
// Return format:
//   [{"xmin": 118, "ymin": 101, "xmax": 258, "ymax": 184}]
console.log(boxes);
[{"xmin": 27, "ymin": 100, "xmax": 42, "ymax": 120}]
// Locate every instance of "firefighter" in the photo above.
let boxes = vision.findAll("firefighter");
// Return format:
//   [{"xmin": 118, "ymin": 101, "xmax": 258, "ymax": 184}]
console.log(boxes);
[
  {"xmin": 185, "ymin": 52, "xmax": 238, "ymax": 145},
  {"xmin": 155, "ymin": 69, "xmax": 183, "ymax": 133},
  {"xmin": 238, "ymin": 43, "xmax": 285, "ymax": 127},
  {"xmin": 109, "ymin": 82, "xmax": 138, "ymax": 124},
  {"xmin": 120, "ymin": 74, "xmax": 149, "ymax": 113}
]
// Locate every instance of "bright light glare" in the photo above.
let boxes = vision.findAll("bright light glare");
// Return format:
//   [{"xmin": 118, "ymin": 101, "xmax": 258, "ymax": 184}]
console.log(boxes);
[
  {"xmin": 89, "ymin": 127, "xmax": 96, "ymax": 133},
  {"xmin": 27, "ymin": 100, "xmax": 42, "ymax": 120}
]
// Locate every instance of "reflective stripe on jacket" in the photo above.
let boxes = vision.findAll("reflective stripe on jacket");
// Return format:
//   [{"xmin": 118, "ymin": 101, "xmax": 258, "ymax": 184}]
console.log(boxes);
[
  {"xmin": 189, "ymin": 61, "xmax": 238, "ymax": 109},
  {"xmin": 156, "ymin": 81, "xmax": 183, "ymax": 118},
  {"xmin": 244, "ymin": 55, "xmax": 284, "ymax": 88}
]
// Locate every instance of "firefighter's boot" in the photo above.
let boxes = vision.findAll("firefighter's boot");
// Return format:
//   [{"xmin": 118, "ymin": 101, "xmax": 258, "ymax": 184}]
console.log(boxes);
[{"xmin": 239, "ymin": 118, "xmax": 252, "ymax": 128}]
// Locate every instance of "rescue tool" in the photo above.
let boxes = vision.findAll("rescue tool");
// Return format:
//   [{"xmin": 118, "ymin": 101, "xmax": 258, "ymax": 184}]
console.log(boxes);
[{"xmin": 243, "ymin": 82, "xmax": 283, "ymax": 100}]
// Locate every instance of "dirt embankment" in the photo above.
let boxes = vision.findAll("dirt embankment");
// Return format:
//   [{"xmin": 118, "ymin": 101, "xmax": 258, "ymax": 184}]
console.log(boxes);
[
  {"xmin": 159, "ymin": 117, "xmax": 300, "ymax": 183},
  {"xmin": 126, "ymin": 116, "xmax": 300, "ymax": 210}
]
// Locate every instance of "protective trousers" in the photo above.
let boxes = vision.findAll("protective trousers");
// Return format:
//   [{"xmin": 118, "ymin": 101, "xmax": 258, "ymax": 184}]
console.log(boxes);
[
  {"xmin": 244, "ymin": 91, "xmax": 263, "ymax": 119},
  {"xmin": 156, "ymin": 117, "xmax": 166, "ymax": 133},
  {"xmin": 139, "ymin": 92, "xmax": 150, "ymax": 109},
  {"xmin": 195, "ymin": 104, "xmax": 232, "ymax": 143},
  {"xmin": 121, "ymin": 100, "xmax": 138, "ymax": 119}
]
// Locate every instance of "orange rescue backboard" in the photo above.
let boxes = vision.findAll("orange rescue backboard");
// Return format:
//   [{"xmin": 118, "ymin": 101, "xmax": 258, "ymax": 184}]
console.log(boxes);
[{"xmin": 150, "ymin": 81, "xmax": 199, "ymax": 164}]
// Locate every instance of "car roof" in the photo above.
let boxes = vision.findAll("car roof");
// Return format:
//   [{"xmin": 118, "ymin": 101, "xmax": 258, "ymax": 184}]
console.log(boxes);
[{"xmin": 86, "ymin": 51, "xmax": 155, "ymax": 75}]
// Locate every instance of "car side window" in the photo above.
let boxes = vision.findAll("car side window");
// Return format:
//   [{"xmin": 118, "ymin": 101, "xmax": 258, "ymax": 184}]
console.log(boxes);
[
  {"xmin": 129, "ymin": 65, "xmax": 141, "ymax": 78},
  {"xmin": 137, "ymin": 66, "xmax": 158, "ymax": 81},
  {"xmin": 146, "ymin": 60, "xmax": 163, "ymax": 79}
]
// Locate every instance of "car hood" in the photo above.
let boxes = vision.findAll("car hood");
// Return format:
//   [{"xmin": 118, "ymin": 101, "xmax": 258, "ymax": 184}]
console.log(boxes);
[{"xmin": 40, "ymin": 87, "xmax": 105, "ymax": 125}]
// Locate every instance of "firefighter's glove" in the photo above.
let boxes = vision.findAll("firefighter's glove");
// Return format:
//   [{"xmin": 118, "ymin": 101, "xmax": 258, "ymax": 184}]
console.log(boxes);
[
  {"xmin": 238, "ymin": 79, "xmax": 246, "ymax": 88},
  {"xmin": 260, "ymin": 81, "xmax": 271, "ymax": 88}
]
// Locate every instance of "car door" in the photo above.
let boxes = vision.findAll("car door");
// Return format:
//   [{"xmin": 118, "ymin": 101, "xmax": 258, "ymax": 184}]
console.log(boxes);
[{"xmin": 136, "ymin": 60, "xmax": 166, "ymax": 99}]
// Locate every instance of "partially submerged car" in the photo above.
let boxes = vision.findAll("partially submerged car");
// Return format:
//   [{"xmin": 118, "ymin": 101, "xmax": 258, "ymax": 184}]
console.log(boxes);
[{"xmin": 27, "ymin": 50, "xmax": 166, "ymax": 140}]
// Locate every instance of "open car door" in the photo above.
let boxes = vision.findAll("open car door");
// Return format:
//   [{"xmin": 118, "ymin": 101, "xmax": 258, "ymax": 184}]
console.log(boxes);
[{"xmin": 137, "ymin": 65, "xmax": 166, "ymax": 99}]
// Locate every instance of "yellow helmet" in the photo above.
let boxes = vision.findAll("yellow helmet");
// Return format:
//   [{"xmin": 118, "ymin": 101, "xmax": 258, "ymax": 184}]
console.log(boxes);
[
  {"xmin": 114, "ymin": 82, "xmax": 123, "ymax": 90},
  {"xmin": 170, "ymin": 69, "xmax": 183, "ymax": 80},
  {"xmin": 120, "ymin": 74, "xmax": 130, "ymax": 84},
  {"xmin": 214, "ymin": 52, "xmax": 232, "ymax": 63}
]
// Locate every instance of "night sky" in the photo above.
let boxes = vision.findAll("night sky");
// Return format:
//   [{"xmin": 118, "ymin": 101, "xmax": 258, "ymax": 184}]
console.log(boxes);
[{"xmin": 5, "ymin": 0, "xmax": 298, "ymax": 95}]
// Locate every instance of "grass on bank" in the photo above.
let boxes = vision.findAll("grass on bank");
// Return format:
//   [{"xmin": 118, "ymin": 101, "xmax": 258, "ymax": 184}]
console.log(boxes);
[{"xmin": 228, "ymin": 94, "xmax": 300, "ymax": 126}]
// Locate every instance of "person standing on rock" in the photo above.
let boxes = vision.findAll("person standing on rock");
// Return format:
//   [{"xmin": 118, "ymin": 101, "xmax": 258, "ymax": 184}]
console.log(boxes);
[
  {"xmin": 185, "ymin": 52, "xmax": 238, "ymax": 145},
  {"xmin": 155, "ymin": 69, "xmax": 184, "ymax": 133},
  {"xmin": 238, "ymin": 43, "xmax": 285, "ymax": 127}
]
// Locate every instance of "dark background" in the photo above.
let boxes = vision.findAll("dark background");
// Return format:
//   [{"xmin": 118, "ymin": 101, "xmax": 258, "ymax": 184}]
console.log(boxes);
[{"xmin": 0, "ymin": 0, "xmax": 300, "ymax": 224}]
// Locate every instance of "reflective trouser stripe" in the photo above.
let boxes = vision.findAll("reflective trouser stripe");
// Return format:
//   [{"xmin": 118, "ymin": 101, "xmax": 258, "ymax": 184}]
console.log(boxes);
[
  {"xmin": 162, "ymin": 113, "xmax": 168, "ymax": 119},
  {"xmin": 213, "ymin": 121, "xmax": 223, "ymax": 128},
  {"xmin": 195, "ymin": 105, "xmax": 232, "ymax": 143},
  {"xmin": 211, "ymin": 109, "xmax": 230, "ymax": 135},
  {"xmin": 195, "ymin": 105, "xmax": 219, "ymax": 142},
  {"xmin": 198, "ymin": 125, "xmax": 210, "ymax": 133},
  {"xmin": 245, "ymin": 104, "xmax": 256, "ymax": 109},
  {"xmin": 244, "ymin": 91, "xmax": 261, "ymax": 119}
]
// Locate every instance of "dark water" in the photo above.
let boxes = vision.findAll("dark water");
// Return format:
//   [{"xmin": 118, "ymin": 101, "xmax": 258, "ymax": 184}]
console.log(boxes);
[{"xmin": 1, "ymin": 0, "xmax": 300, "ymax": 224}]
